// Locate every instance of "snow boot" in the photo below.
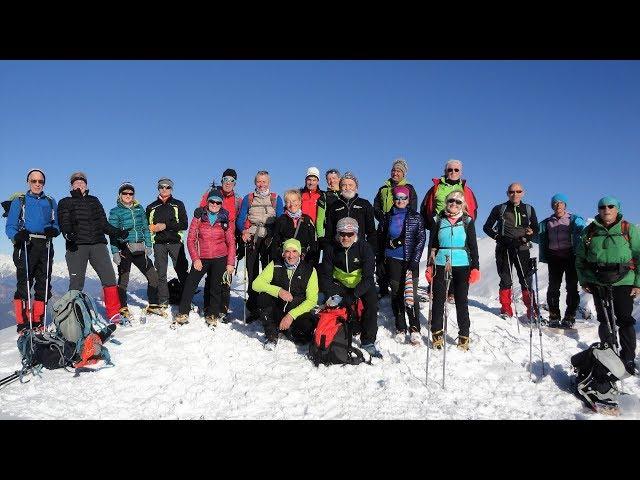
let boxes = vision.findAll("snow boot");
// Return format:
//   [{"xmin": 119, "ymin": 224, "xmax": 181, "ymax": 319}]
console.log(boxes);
[
  {"xmin": 146, "ymin": 304, "xmax": 166, "ymax": 317},
  {"xmin": 431, "ymin": 330, "xmax": 444, "ymax": 349},
  {"xmin": 205, "ymin": 314, "xmax": 219, "ymax": 328},
  {"xmin": 522, "ymin": 289, "xmax": 539, "ymax": 320},
  {"xmin": 174, "ymin": 313, "xmax": 189, "ymax": 325},
  {"xmin": 457, "ymin": 336, "xmax": 470, "ymax": 351},
  {"xmin": 31, "ymin": 300, "xmax": 45, "ymax": 331},
  {"xmin": 409, "ymin": 331, "xmax": 422, "ymax": 346},
  {"xmin": 547, "ymin": 311, "xmax": 561, "ymax": 328},
  {"xmin": 499, "ymin": 289, "xmax": 513, "ymax": 317},
  {"xmin": 394, "ymin": 330, "xmax": 407, "ymax": 344},
  {"xmin": 361, "ymin": 343, "xmax": 383, "ymax": 358},
  {"xmin": 13, "ymin": 299, "xmax": 29, "ymax": 333},
  {"xmin": 560, "ymin": 313, "xmax": 576, "ymax": 329}
]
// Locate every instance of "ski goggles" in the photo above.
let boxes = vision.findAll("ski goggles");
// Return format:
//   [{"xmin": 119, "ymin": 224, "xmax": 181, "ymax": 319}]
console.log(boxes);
[{"xmin": 222, "ymin": 176, "xmax": 236, "ymax": 184}]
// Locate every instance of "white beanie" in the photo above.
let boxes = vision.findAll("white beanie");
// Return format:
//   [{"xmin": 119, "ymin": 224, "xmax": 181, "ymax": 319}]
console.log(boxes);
[{"xmin": 306, "ymin": 166, "xmax": 320, "ymax": 179}]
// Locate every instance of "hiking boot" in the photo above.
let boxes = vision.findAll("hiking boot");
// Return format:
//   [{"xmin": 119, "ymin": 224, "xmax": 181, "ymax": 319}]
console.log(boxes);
[
  {"xmin": 264, "ymin": 332, "xmax": 278, "ymax": 350},
  {"xmin": 409, "ymin": 331, "xmax": 422, "ymax": 346},
  {"xmin": 119, "ymin": 307, "xmax": 131, "ymax": 319},
  {"xmin": 431, "ymin": 330, "xmax": 444, "ymax": 349},
  {"xmin": 560, "ymin": 314, "xmax": 576, "ymax": 329},
  {"xmin": 447, "ymin": 294, "xmax": 455, "ymax": 304},
  {"xmin": 146, "ymin": 304, "xmax": 166, "ymax": 317},
  {"xmin": 174, "ymin": 313, "xmax": 189, "ymax": 325},
  {"xmin": 624, "ymin": 360, "xmax": 637, "ymax": 376},
  {"xmin": 205, "ymin": 315, "xmax": 219, "ymax": 328},
  {"xmin": 457, "ymin": 336, "xmax": 470, "ymax": 351},
  {"xmin": 361, "ymin": 343, "xmax": 383, "ymax": 359},
  {"xmin": 547, "ymin": 311, "xmax": 561, "ymax": 327},
  {"xmin": 394, "ymin": 330, "xmax": 407, "ymax": 344}
]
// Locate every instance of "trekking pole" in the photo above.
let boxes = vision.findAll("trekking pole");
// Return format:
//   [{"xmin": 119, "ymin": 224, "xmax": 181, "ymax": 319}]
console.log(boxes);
[
  {"xmin": 0, "ymin": 371, "xmax": 20, "ymax": 388},
  {"xmin": 42, "ymin": 239, "xmax": 52, "ymax": 331},
  {"xmin": 531, "ymin": 258, "xmax": 545, "ymax": 378},
  {"xmin": 505, "ymin": 248, "xmax": 520, "ymax": 334},
  {"xmin": 442, "ymin": 255, "xmax": 452, "ymax": 390},
  {"xmin": 243, "ymin": 242, "xmax": 248, "ymax": 323},
  {"xmin": 425, "ymin": 260, "xmax": 435, "ymax": 387},
  {"xmin": 23, "ymin": 240, "xmax": 33, "ymax": 331},
  {"xmin": 600, "ymin": 286, "xmax": 620, "ymax": 355},
  {"xmin": 514, "ymin": 252, "xmax": 540, "ymax": 377}
]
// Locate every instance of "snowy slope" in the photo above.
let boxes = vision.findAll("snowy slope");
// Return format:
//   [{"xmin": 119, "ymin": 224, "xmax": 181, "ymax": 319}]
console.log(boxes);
[{"xmin": 1, "ymin": 239, "xmax": 639, "ymax": 419}]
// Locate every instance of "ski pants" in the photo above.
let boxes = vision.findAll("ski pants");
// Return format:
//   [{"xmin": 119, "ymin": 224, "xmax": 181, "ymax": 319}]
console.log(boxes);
[
  {"xmin": 546, "ymin": 252, "xmax": 579, "ymax": 317},
  {"xmin": 179, "ymin": 257, "xmax": 227, "ymax": 316},
  {"xmin": 386, "ymin": 257, "xmax": 420, "ymax": 332},
  {"xmin": 66, "ymin": 243, "xmax": 117, "ymax": 290},
  {"xmin": 13, "ymin": 237, "xmax": 53, "ymax": 302},
  {"xmin": 591, "ymin": 284, "xmax": 637, "ymax": 366},
  {"xmin": 431, "ymin": 265, "xmax": 471, "ymax": 337},
  {"xmin": 496, "ymin": 245, "xmax": 533, "ymax": 292},
  {"xmin": 245, "ymin": 236, "xmax": 271, "ymax": 315},
  {"xmin": 376, "ymin": 254, "xmax": 389, "ymax": 295},
  {"xmin": 154, "ymin": 242, "xmax": 189, "ymax": 305},
  {"xmin": 257, "ymin": 293, "xmax": 318, "ymax": 344},
  {"xmin": 326, "ymin": 282, "xmax": 378, "ymax": 345},
  {"xmin": 117, "ymin": 246, "xmax": 159, "ymax": 307}
]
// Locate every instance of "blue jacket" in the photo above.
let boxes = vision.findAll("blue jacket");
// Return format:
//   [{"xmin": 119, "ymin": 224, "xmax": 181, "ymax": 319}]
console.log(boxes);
[
  {"xmin": 428, "ymin": 214, "xmax": 479, "ymax": 269},
  {"xmin": 377, "ymin": 207, "xmax": 426, "ymax": 267},
  {"xmin": 5, "ymin": 191, "xmax": 59, "ymax": 242},
  {"xmin": 108, "ymin": 199, "xmax": 152, "ymax": 253},
  {"xmin": 535, "ymin": 213, "xmax": 586, "ymax": 263}
]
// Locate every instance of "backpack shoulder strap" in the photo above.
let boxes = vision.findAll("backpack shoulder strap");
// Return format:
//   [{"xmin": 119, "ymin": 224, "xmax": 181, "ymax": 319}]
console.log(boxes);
[
  {"xmin": 270, "ymin": 192, "xmax": 277, "ymax": 208},
  {"xmin": 621, "ymin": 220, "xmax": 630, "ymax": 243},
  {"xmin": 526, "ymin": 203, "xmax": 531, "ymax": 219}
]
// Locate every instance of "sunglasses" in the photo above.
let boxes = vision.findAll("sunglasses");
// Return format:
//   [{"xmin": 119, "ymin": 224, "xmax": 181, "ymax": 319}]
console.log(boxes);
[
  {"xmin": 338, "ymin": 232, "xmax": 355, "ymax": 237},
  {"xmin": 447, "ymin": 199, "xmax": 463, "ymax": 205},
  {"xmin": 208, "ymin": 200, "xmax": 223, "ymax": 205},
  {"xmin": 447, "ymin": 168, "xmax": 460, "ymax": 173},
  {"xmin": 222, "ymin": 176, "xmax": 236, "ymax": 184},
  {"xmin": 256, "ymin": 170, "xmax": 269, "ymax": 176},
  {"xmin": 29, "ymin": 179, "xmax": 45, "ymax": 185},
  {"xmin": 598, "ymin": 204, "xmax": 616, "ymax": 210},
  {"xmin": 121, "ymin": 192, "xmax": 134, "ymax": 196},
  {"xmin": 394, "ymin": 195, "xmax": 409, "ymax": 201},
  {"xmin": 508, "ymin": 190, "xmax": 523, "ymax": 194},
  {"xmin": 159, "ymin": 185, "xmax": 172, "ymax": 190}
]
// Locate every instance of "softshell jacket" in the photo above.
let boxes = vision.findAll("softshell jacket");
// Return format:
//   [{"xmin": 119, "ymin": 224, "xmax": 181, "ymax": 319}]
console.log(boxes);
[
  {"xmin": 373, "ymin": 179, "xmax": 418, "ymax": 222},
  {"xmin": 324, "ymin": 194, "xmax": 377, "ymax": 254},
  {"xmin": 421, "ymin": 178, "xmax": 478, "ymax": 231},
  {"xmin": 5, "ymin": 191, "xmax": 59, "ymax": 241},
  {"xmin": 108, "ymin": 199, "xmax": 152, "ymax": 253},
  {"xmin": 319, "ymin": 239, "xmax": 375, "ymax": 299},
  {"xmin": 58, "ymin": 190, "xmax": 121, "ymax": 247},
  {"xmin": 270, "ymin": 212, "xmax": 318, "ymax": 261},
  {"xmin": 300, "ymin": 187, "xmax": 323, "ymax": 224},
  {"xmin": 428, "ymin": 214, "xmax": 480, "ymax": 269},
  {"xmin": 482, "ymin": 201, "xmax": 539, "ymax": 246},
  {"xmin": 146, "ymin": 195, "xmax": 189, "ymax": 245},
  {"xmin": 377, "ymin": 207, "xmax": 425, "ymax": 266},
  {"xmin": 535, "ymin": 213, "xmax": 586, "ymax": 263},
  {"xmin": 316, "ymin": 189, "xmax": 340, "ymax": 242},
  {"xmin": 575, "ymin": 214, "xmax": 640, "ymax": 287},
  {"xmin": 187, "ymin": 208, "xmax": 236, "ymax": 265}
]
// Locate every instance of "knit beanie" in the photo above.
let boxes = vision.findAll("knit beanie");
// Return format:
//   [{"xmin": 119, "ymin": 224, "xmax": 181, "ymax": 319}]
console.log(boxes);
[
  {"xmin": 26, "ymin": 168, "xmax": 46, "ymax": 184},
  {"xmin": 283, "ymin": 238, "xmax": 302, "ymax": 254},
  {"xmin": 222, "ymin": 168, "xmax": 238, "ymax": 181},
  {"xmin": 157, "ymin": 177, "xmax": 174, "ymax": 189},
  {"xmin": 70, "ymin": 171, "xmax": 88, "ymax": 185},
  {"xmin": 551, "ymin": 193, "xmax": 568, "ymax": 208},
  {"xmin": 336, "ymin": 217, "xmax": 359, "ymax": 233},
  {"xmin": 118, "ymin": 182, "xmax": 135, "ymax": 194},
  {"xmin": 392, "ymin": 157, "xmax": 408, "ymax": 175},
  {"xmin": 393, "ymin": 185, "xmax": 411, "ymax": 198}
]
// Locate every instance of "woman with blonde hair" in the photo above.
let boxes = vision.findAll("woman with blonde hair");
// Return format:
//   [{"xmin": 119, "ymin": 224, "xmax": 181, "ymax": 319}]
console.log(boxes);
[{"xmin": 270, "ymin": 189, "xmax": 318, "ymax": 264}]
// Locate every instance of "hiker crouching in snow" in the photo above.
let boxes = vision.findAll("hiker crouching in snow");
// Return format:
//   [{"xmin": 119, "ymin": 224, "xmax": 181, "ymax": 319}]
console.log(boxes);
[
  {"xmin": 4, "ymin": 169, "xmax": 59, "ymax": 332},
  {"xmin": 252, "ymin": 238, "xmax": 319, "ymax": 350},
  {"xmin": 175, "ymin": 193, "xmax": 236, "ymax": 327}
]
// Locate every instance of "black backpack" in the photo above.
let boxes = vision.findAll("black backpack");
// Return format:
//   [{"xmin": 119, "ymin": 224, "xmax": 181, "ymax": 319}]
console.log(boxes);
[
  {"xmin": 571, "ymin": 342, "xmax": 631, "ymax": 410},
  {"xmin": 17, "ymin": 331, "xmax": 77, "ymax": 371}
]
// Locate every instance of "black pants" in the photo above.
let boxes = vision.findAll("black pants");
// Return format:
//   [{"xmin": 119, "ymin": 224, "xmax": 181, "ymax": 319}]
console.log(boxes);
[
  {"xmin": 66, "ymin": 243, "xmax": 117, "ymax": 289},
  {"xmin": 591, "ymin": 284, "xmax": 637, "ymax": 365},
  {"xmin": 154, "ymin": 243, "xmax": 189, "ymax": 305},
  {"xmin": 386, "ymin": 257, "xmax": 420, "ymax": 332},
  {"xmin": 13, "ymin": 238, "xmax": 53, "ymax": 302},
  {"xmin": 179, "ymin": 257, "xmax": 227, "ymax": 316},
  {"xmin": 257, "ymin": 293, "xmax": 317, "ymax": 343},
  {"xmin": 117, "ymin": 247, "xmax": 159, "ymax": 307},
  {"xmin": 376, "ymin": 256, "xmax": 389, "ymax": 295},
  {"xmin": 496, "ymin": 245, "xmax": 532, "ymax": 292},
  {"xmin": 326, "ymin": 282, "xmax": 378, "ymax": 345},
  {"xmin": 431, "ymin": 265, "xmax": 471, "ymax": 337},
  {"xmin": 546, "ymin": 252, "xmax": 579, "ymax": 317},
  {"xmin": 245, "ymin": 236, "xmax": 271, "ymax": 315}
]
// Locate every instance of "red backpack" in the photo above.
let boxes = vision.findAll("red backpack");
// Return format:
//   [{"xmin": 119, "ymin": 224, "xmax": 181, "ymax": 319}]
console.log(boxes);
[{"xmin": 308, "ymin": 300, "xmax": 368, "ymax": 366}]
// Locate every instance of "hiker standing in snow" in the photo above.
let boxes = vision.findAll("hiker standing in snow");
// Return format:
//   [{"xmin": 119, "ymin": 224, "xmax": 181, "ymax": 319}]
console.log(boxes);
[
  {"xmin": 316, "ymin": 168, "xmax": 342, "ymax": 252},
  {"xmin": 426, "ymin": 191, "xmax": 480, "ymax": 351},
  {"xmin": 377, "ymin": 185, "xmax": 425, "ymax": 345},
  {"xmin": 271, "ymin": 189, "xmax": 318, "ymax": 265},
  {"xmin": 535, "ymin": 193, "xmax": 585, "ymax": 328},
  {"xmin": 175, "ymin": 192, "xmax": 236, "ymax": 327},
  {"xmin": 483, "ymin": 182, "xmax": 539, "ymax": 319},
  {"xmin": 57, "ymin": 172, "xmax": 129, "ymax": 322},
  {"xmin": 237, "ymin": 170, "xmax": 284, "ymax": 322},
  {"xmin": 298, "ymin": 166, "xmax": 323, "ymax": 266},
  {"xmin": 319, "ymin": 217, "xmax": 382, "ymax": 358},
  {"xmin": 108, "ymin": 182, "xmax": 161, "ymax": 318},
  {"xmin": 197, "ymin": 168, "xmax": 242, "ymax": 319},
  {"xmin": 146, "ymin": 177, "xmax": 189, "ymax": 314},
  {"xmin": 373, "ymin": 157, "xmax": 418, "ymax": 298},
  {"xmin": 575, "ymin": 196, "xmax": 640, "ymax": 375},
  {"xmin": 4, "ymin": 169, "xmax": 59, "ymax": 332},
  {"xmin": 253, "ymin": 238, "xmax": 319, "ymax": 349}
]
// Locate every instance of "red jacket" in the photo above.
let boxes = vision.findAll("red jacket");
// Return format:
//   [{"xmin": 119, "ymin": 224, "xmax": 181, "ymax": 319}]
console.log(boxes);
[
  {"xmin": 187, "ymin": 212, "xmax": 236, "ymax": 265},
  {"xmin": 300, "ymin": 188, "xmax": 321, "ymax": 224},
  {"xmin": 198, "ymin": 188, "xmax": 241, "ymax": 223}
]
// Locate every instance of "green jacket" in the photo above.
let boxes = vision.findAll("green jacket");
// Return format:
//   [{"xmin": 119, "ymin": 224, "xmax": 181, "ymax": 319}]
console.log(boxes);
[
  {"xmin": 575, "ymin": 215, "xmax": 640, "ymax": 287},
  {"xmin": 108, "ymin": 199, "xmax": 152, "ymax": 253}
]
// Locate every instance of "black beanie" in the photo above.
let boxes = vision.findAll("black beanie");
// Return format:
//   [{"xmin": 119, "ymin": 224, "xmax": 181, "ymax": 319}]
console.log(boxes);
[{"xmin": 222, "ymin": 168, "xmax": 237, "ymax": 181}]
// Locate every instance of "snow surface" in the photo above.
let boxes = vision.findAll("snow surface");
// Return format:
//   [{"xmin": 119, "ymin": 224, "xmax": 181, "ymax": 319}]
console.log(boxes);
[{"xmin": 1, "ymin": 237, "xmax": 639, "ymax": 420}]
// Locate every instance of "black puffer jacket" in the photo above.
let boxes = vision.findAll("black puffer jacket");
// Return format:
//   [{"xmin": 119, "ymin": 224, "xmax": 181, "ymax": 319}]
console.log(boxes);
[{"xmin": 57, "ymin": 189, "xmax": 122, "ymax": 247}]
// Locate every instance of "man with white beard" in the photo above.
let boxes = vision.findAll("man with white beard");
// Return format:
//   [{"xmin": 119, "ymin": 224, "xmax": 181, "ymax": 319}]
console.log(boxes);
[{"xmin": 323, "ymin": 172, "xmax": 377, "ymax": 255}]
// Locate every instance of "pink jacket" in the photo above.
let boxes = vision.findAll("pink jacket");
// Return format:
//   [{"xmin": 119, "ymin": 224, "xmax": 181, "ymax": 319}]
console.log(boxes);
[{"xmin": 187, "ymin": 215, "xmax": 236, "ymax": 265}]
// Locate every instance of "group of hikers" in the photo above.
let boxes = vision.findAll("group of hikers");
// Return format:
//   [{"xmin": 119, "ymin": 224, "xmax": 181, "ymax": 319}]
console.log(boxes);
[{"xmin": 3, "ymin": 159, "xmax": 639, "ymax": 375}]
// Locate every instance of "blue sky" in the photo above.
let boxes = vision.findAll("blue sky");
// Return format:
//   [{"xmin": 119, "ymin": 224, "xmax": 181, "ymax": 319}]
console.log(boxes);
[{"xmin": 1, "ymin": 60, "xmax": 638, "ymax": 255}]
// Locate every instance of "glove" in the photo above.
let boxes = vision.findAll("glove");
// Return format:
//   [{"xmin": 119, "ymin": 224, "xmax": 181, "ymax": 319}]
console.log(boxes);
[
  {"xmin": 326, "ymin": 294, "xmax": 343, "ymax": 308},
  {"xmin": 146, "ymin": 247, "xmax": 153, "ymax": 257},
  {"xmin": 63, "ymin": 232, "xmax": 77, "ymax": 242},
  {"xmin": 44, "ymin": 226, "xmax": 59, "ymax": 238},
  {"xmin": 118, "ymin": 228, "xmax": 130, "ymax": 239},
  {"xmin": 468, "ymin": 268, "xmax": 481, "ymax": 285},
  {"xmin": 14, "ymin": 230, "xmax": 31, "ymax": 243},
  {"xmin": 112, "ymin": 252, "xmax": 121, "ymax": 266},
  {"xmin": 425, "ymin": 265, "xmax": 434, "ymax": 284}
]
